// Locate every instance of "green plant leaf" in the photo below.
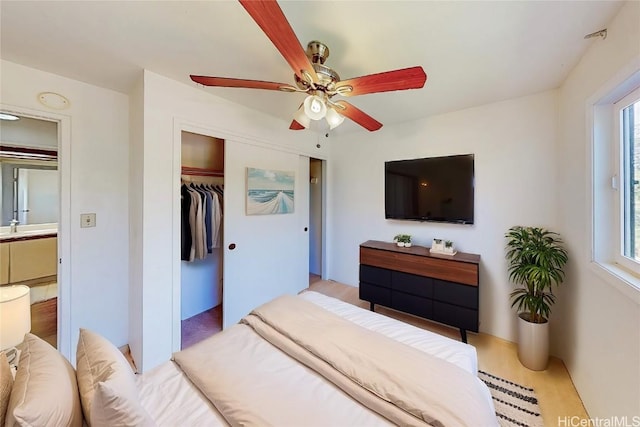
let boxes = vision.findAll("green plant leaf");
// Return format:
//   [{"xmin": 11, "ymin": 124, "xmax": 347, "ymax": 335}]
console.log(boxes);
[{"xmin": 504, "ymin": 225, "xmax": 568, "ymax": 321}]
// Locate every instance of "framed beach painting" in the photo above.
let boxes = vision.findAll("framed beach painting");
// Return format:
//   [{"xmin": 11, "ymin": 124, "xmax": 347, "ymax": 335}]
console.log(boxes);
[{"xmin": 246, "ymin": 167, "xmax": 295, "ymax": 215}]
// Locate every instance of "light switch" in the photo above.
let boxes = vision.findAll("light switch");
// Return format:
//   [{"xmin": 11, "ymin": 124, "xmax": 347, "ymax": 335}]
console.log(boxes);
[{"xmin": 80, "ymin": 213, "xmax": 96, "ymax": 228}]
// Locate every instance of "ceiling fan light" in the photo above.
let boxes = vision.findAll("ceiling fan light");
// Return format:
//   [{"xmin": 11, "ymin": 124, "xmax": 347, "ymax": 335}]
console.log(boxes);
[
  {"xmin": 294, "ymin": 105, "xmax": 311, "ymax": 128},
  {"xmin": 325, "ymin": 107, "xmax": 345, "ymax": 130},
  {"xmin": 303, "ymin": 95, "xmax": 327, "ymax": 120},
  {"xmin": 0, "ymin": 113, "xmax": 20, "ymax": 121}
]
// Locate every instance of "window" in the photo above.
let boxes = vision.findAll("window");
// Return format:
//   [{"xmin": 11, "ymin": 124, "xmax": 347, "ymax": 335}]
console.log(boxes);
[
  {"xmin": 590, "ymin": 67, "xmax": 640, "ymax": 297},
  {"xmin": 616, "ymin": 89, "xmax": 640, "ymax": 272}
]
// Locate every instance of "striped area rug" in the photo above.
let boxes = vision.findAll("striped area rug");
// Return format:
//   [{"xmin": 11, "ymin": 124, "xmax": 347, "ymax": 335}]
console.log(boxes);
[{"xmin": 479, "ymin": 370, "xmax": 543, "ymax": 427}]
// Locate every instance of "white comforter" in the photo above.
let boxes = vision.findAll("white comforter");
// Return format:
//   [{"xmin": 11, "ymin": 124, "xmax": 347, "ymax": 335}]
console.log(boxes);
[
  {"xmin": 137, "ymin": 291, "xmax": 496, "ymax": 426},
  {"xmin": 299, "ymin": 291, "xmax": 479, "ymax": 375}
]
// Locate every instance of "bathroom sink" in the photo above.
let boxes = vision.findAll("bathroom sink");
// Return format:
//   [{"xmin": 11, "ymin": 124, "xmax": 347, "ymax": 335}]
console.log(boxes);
[
  {"xmin": 19, "ymin": 229, "xmax": 57, "ymax": 235},
  {"xmin": 0, "ymin": 228, "xmax": 57, "ymax": 240}
]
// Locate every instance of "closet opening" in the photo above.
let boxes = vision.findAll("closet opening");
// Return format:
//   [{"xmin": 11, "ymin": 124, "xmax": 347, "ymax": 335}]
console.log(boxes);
[
  {"xmin": 179, "ymin": 131, "xmax": 224, "ymax": 350},
  {"xmin": 309, "ymin": 157, "xmax": 324, "ymax": 285}
]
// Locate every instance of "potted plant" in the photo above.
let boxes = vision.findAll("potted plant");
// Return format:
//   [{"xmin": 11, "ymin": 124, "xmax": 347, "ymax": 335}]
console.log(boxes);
[
  {"xmin": 444, "ymin": 240, "xmax": 454, "ymax": 254},
  {"xmin": 505, "ymin": 226, "xmax": 568, "ymax": 370},
  {"xmin": 394, "ymin": 234, "xmax": 412, "ymax": 247}
]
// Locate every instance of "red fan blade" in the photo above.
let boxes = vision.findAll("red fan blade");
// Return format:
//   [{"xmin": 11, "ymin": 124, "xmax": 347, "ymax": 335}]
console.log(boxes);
[
  {"xmin": 334, "ymin": 101, "xmax": 383, "ymax": 132},
  {"xmin": 289, "ymin": 120, "xmax": 305, "ymax": 130},
  {"xmin": 239, "ymin": 0, "xmax": 318, "ymax": 83},
  {"xmin": 335, "ymin": 66, "xmax": 426, "ymax": 97},
  {"xmin": 191, "ymin": 75, "xmax": 293, "ymax": 91}
]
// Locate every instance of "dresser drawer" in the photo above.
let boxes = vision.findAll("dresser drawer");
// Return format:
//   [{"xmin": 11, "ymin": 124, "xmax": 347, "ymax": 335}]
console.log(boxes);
[
  {"xmin": 392, "ymin": 292, "xmax": 432, "ymax": 318},
  {"xmin": 359, "ymin": 283, "xmax": 392, "ymax": 306},
  {"xmin": 433, "ymin": 279, "xmax": 478, "ymax": 309},
  {"xmin": 360, "ymin": 265, "xmax": 392, "ymax": 288},
  {"xmin": 432, "ymin": 301, "xmax": 478, "ymax": 332},
  {"xmin": 392, "ymin": 271, "xmax": 433, "ymax": 298}
]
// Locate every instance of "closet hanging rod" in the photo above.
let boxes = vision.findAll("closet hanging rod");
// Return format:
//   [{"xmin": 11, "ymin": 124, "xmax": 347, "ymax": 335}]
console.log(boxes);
[{"xmin": 181, "ymin": 166, "xmax": 224, "ymax": 177}]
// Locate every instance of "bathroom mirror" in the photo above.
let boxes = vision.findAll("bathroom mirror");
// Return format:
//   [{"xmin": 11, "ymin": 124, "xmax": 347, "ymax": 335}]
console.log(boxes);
[{"xmin": 0, "ymin": 114, "xmax": 59, "ymax": 227}]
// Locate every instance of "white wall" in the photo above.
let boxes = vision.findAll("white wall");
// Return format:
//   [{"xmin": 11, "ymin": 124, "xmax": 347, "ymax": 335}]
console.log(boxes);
[
  {"xmin": 130, "ymin": 70, "xmax": 326, "ymax": 371},
  {"xmin": 327, "ymin": 90, "xmax": 558, "ymax": 343},
  {"xmin": 1, "ymin": 60, "xmax": 130, "ymax": 361},
  {"xmin": 554, "ymin": 1, "xmax": 640, "ymax": 418},
  {"xmin": 180, "ymin": 252, "xmax": 221, "ymax": 320}
]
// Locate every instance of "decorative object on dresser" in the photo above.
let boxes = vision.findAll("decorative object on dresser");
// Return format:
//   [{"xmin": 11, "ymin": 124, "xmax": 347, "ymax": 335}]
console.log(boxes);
[
  {"xmin": 393, "ymin": 234, "xmax": 412, "ymax": 247},
  {"xmin": 359, "ymin": 240, "xmax": 480, "ymax": 342},
  {"xmin": 444, "ymin": 240, "xmax": 455, "ymax": 254},
  {"xmin": 430, "ymin": 238, "xmax": 457, "ymax": 255},
  {"xmin": 505, "ymin": 226, "xmax": 568, "ymax": 371}
]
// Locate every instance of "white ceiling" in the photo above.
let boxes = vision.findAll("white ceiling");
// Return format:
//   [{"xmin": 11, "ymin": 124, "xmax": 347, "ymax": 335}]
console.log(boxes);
[{"xmin": 0, "ymin": 1, "xmax": 623, "ymax": 134}]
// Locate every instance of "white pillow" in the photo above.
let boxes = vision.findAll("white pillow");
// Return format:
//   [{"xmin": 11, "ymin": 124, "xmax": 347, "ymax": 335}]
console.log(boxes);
[
  {"xmin": 91, "ymin": 380, "xmax": 155, "ymax": 427},
  {"xmin": 5, "ymin": 333, "xmax": 82, "ymax": 427},
  {"xmin": 76, "ymin": 328, "xmax": 154, "ymax": 427}
]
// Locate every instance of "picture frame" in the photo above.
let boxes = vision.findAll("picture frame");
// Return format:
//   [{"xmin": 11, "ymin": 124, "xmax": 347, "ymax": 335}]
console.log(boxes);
[{"xmin": 246, "ymin": 167, "xmax": 295, "ymax": 215}]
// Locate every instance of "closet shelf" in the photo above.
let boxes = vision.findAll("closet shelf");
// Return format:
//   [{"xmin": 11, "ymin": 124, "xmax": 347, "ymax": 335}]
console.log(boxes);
[{"xmin": 181, "ymin": 166, "xmax": 224, "ymax": 177}]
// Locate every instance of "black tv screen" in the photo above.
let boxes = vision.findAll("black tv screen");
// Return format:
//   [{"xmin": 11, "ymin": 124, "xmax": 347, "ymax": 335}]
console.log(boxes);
[{"xmin": 385, "ymin": 154, "xmax": 474, "ymax": 224}]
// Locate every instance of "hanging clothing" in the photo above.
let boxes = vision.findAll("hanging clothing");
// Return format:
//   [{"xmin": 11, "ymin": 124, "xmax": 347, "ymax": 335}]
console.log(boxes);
[
  {"xmin": 181, "ymin": 181, "xmax": 223, "ymax": 262},
  {"xmin": 210, "ymin": 191, "xmax": 222, "ymax": 249},
  {"xmin": 193, "ymin": 185, "xmax": 206, "ymax": 260},
  {"xmin": 203, "ymin": 188, "xmax": 213, "ymax": 253},
  {"xmin": 188, "ymin": 188, "xmax": 200, "ymax": 261},
  {"xmin": 180, "ymin": 184, "xmax": 193, "ymax": 261}
]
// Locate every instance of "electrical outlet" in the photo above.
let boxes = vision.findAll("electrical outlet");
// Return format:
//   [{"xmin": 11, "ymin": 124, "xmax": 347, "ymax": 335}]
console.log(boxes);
[{"xmin": 80, "ymin": 213, "xmax": 96, "ymax": 228}]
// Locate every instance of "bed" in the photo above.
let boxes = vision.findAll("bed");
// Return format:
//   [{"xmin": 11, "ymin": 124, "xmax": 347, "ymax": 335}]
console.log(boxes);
[{"xmin": 2, "ymin": 291, "xmax": 498, "ymax": 427}]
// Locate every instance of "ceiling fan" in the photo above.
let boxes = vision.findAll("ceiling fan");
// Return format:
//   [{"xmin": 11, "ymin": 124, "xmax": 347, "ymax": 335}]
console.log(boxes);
[{"xmin": 190, "ymin": 0, "xmax": 427, "ymax": 132}]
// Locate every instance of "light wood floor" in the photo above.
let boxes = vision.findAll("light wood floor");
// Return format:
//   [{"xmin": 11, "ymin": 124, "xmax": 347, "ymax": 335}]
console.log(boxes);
[{"xmin": 307, "ymin": 279, "xmax": 588, "ymax": 425}]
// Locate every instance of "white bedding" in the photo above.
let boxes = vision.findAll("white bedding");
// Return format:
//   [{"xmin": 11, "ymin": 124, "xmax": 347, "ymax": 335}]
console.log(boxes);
[
  {"xmin": 136, "ymin": 361, "xmax": 228, "ymax": 427},
  {"xmin": 298, "ymin": 290, "xmax": 479, "ymax": 375},
  {"xmin": 137, "ymin": 291, "xmax": 494, "ymax": 426}
]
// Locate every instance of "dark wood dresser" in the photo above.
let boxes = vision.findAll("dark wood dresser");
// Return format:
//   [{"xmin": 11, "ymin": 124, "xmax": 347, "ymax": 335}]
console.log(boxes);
[{"xmin": 359, "ymin": 240, "xmax": 480, "ymax": 342}]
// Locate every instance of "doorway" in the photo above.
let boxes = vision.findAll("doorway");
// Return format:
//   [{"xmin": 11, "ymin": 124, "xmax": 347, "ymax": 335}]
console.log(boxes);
[
  {"xmin": 171, "ymin": 127, "xmax": 314, "ymax": 352},
  {"xmin": 179, "ymin": 130, "xmax": 224, "ymax": 349},
  {"xmin": 0, "ymin": 113, "xmax": 60, "ymax": 347},
  {"xmin": 309, "ymin": 158, "xmax": 324, "ymax": 285}
]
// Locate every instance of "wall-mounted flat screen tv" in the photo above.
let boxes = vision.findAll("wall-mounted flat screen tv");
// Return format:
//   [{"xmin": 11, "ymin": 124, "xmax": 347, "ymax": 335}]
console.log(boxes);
[{"xmin": 385, "ymin": 154, "xmax": 474, "ymax": 224}]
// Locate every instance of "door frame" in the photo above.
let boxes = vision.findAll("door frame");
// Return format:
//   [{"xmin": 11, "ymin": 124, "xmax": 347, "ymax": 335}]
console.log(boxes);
[
  {"xmin": 320, "ymin": 159, "xmax": 328, "ymax": 279},
  {"xmin": 1, "ymin": 104, "xmax": 72, "ymax": 358},
  {"xmin": 170, "ymin": 118, "xmax": 327, "ymax": 352}
]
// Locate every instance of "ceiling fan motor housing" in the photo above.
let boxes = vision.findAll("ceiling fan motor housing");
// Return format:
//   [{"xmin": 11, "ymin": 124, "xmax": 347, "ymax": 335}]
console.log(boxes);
[
  {"xmin": 307, "ymin": 40, "xmax": 329, "ymax": 64},
  {"xmin": 295, "ymin": 41, "xmax": 340, "ymax": 91}
]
